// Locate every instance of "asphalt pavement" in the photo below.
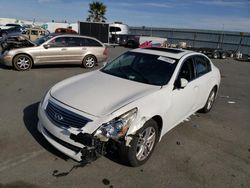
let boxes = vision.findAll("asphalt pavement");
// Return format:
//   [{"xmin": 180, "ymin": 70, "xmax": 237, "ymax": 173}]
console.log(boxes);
[{"xmin": 0, "ymin": 47, "xmax": 249, "ymax": 188}]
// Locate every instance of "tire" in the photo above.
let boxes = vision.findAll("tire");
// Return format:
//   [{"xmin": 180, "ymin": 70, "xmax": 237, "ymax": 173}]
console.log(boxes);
[
  {"xmin": 82, "ymin": 55, "xmax": 97, "ymax": 69},
  {"xmin": 199, "ymin": 87, "xmax": 217, "ymax": 113},
  {"xmin": 119, "ymin": 119, "xmax": 159, "ymax": 167},
  {"xmin": 13, "ymin": 54, "xmax": 33, "ymax": 71},
  {"xmin": 212, "ymin": 52, "xmax": 219, "ymax": 59},
  {"xmin": 221, "ymin": 52, "xmax": 226, "ymax": 59}
]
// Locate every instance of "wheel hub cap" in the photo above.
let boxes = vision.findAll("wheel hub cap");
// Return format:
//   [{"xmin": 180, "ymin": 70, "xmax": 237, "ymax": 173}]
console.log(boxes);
[
  {"xmin": 136, "ymin": 127, "xmax": 156, "ymax": 161},
  {"xmin": 85, "ymin": 57, "xmax": 95, "ymax": 67},
  {"xmin": 17, "ymin": 57, "xmax": 30, "ymax": 70}
]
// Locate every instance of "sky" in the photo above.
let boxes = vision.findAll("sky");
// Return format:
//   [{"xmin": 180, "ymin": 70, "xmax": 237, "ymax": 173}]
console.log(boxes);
[{"xmin": 0, "ymin": 0, "xmax": 249, "ymax": 32}]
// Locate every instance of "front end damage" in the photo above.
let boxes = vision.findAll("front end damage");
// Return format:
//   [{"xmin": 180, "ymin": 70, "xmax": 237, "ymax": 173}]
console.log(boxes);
[
  {"xmin": 0, "ymin": 35, "xmax": 35, "ymax": 54},
  {"xmin": 69, "ymin": 108, "xmax": 138, "ymax": 162},
  {"xmin": 70, "ymin": 132, "xmax": 107, "ymax": 161}
]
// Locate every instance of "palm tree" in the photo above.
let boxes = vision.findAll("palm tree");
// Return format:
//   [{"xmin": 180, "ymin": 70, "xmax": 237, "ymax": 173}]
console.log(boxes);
[{"xmin": 86, "ymin": 1, "xmax": 107, "ymax": 22}]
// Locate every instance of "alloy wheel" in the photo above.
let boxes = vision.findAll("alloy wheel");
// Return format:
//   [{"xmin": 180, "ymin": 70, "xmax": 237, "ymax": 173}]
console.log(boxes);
[
  {"xmin": 136, "ymin": 126, "xmax": 156, "ymax": 161},
  {"xmin": 16, "ymin": 56, "xmax": 31, "ymax": 70},
  {"xmin": 85, "ymin": 57, "xmax": 95, "ymax": 68}
]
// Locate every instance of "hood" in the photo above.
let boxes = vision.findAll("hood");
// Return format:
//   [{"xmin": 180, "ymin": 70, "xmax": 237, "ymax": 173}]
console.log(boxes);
[
  {"xmin": 50, "ymin": 70, "xmax": 160, "ymax": 117},
  {"xmin": 1, "ymin": 35, "xmax": 36, "ymax": 53}
]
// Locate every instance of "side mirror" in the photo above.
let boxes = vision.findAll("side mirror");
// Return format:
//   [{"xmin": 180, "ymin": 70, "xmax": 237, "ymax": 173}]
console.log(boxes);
[
  {"xmin": 43, "ymin": 44, "xmax": 50, "ymax": 49},
  {"xmin": 180, "ymin": 78, "xmax": 188, "ymax": 88},
  {"xmin": 174, "ymin": 78, "xmax": 188, "ymax": 89}
]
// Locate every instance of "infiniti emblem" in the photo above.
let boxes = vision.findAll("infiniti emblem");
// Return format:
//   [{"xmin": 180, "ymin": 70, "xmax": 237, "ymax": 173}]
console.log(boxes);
[{"xmin": 54, "ymin": 113, "xmax": 63, "ymax": 121}]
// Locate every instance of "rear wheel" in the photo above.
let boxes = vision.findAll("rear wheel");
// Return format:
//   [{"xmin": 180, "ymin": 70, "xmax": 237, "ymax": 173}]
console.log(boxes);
[
  {"xmin": 221, "ymin": 52, "xmax": 227, "ymax": 59},
  {"xmin": 82, "ymin": 55, "xmax": 97, "ymax": 69},
  {"xmin": 119, "ymin": 119, "xmax": 159, "ymax": 166},
  {"xmin": 212, "ymin": 52, "xmax": 219, "ymax": 59},
  {"xmin": 199, "ymin": 87, "xmax": 217, "ymax": 113},
  {"xmin": 13, "ymin": 54, "xmax": 33, "ymax": 71}
]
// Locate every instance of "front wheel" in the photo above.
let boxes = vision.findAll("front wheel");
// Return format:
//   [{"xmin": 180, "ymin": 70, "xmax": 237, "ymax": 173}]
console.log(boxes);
[
  {"xmin": 13, "ymin": 54, "xmax": 33, "ymax": 71},
  {"xmin": 82, "ymin": 55, "xmax": 97, "ymax": 69},
  {"xmin": 119, "ymin": 119, "xmax": 159, "ymax": 167}
]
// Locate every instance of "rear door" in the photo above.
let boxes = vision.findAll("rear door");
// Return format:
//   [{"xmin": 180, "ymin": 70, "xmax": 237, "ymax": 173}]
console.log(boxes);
[
  {"xmin": 84, "ymin": 38, "xmax": 104, "ymax": 61},
  {"xmin": 64, "ymin": 37, "xmax": 87, "ymax": 63},
  {"xmin": 193, "ymin": 55, "xmax": 213, "ymax": 107}
]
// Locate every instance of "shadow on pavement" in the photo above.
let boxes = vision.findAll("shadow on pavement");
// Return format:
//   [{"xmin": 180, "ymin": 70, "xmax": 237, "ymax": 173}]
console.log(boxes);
[{"xmin": 23, "ymin": 102, "xmax": 69, "ymax": 161}]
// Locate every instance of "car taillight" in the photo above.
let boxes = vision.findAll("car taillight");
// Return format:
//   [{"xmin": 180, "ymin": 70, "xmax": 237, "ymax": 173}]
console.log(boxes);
[{"xmin": 103, "ymin": 48, "xmax": 108, "ymax": 56}]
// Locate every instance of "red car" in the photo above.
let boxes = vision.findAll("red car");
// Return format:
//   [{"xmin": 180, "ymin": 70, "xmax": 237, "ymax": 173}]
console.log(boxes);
[{"xmin": 55, "ymin": 28, "xmax": 77, "ymax": 34}]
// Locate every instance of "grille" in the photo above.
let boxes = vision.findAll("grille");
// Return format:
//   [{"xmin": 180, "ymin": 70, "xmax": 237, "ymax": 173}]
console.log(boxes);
[{"xmin": 45, "ymin": 100, "xmax": 91, "ymax": 129}]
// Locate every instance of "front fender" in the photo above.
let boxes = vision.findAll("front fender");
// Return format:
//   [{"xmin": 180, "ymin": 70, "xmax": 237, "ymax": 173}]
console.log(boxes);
[{"xmin": 112, "ymin": 86, "xmax": 172, "ymax": 142}]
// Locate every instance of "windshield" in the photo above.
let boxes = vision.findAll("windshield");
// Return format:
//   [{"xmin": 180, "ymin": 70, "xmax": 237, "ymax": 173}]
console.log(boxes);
[
  {"xmin": 33, "ymin": 34, "xmax": 54, "ymax": 45},
  {"xmin": 101, "ymin": 51, "xmax": 178, "ymax": 86}
]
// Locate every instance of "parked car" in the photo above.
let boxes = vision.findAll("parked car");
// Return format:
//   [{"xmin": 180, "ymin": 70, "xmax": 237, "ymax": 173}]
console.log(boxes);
[
  {"xmin": 0, "ymin": 34, "xmax": 35, "ymax": 53},
  {"xmin": 0, "ymin": 34, "xmax": 108, "ymax": 71},
  {"xmin": 24, "ymin": 27, "xmax": 50, "ymax": 41},
  {"xmin": 37, "ymin": 47, "xmax": 221, "ymax": 166},
  {"xmin": 0, "ymin": 23, "xmax": 22, "ymax": 30},
  {"xmin": 111, "ymin": 34, "xmax": 140, "ymax": 48},
  {"xmin": 0, "ymin": 26, "xmax": 26, "ymax": 38},
  {"xmin": 55, "ymin": 28, "xmax": 77, "ymax": 34}
]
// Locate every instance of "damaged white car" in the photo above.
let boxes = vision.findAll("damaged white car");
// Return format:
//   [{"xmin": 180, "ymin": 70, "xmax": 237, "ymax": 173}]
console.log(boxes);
[{"xmin": 38, "ymin": 47, "xmax": 220, "ymax": 166}]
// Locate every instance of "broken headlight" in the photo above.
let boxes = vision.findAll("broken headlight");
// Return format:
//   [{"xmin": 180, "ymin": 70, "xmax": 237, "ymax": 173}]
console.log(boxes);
[{"xmin": 96, "ymin": 108, "xmax": 137, "ymax": 140}]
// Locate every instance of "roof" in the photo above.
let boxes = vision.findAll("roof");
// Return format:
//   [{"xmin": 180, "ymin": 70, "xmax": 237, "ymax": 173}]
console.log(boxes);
[{"xmin": 131, "ymin": 47, "xmax": 193, "ymax": 59}]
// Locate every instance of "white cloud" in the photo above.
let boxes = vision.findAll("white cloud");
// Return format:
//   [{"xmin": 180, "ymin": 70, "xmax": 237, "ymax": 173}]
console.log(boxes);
[
  {"xmin": 196, "ymin": 0, "xmax": 250, "ymax": 7},
  {"xmin": 112, "ymin": 2, "xmax": 173, "ymax": 8},
  {"xmin": 115, "ymin": 2, "xmax": 134, "ymax": 7},
  {"xmin": 37, "ymin": 0, "xmax": 57, "ymax": 3},
  {"xmin": 142, "ymin": 3, "xmax": 172, "ymax": 8}
]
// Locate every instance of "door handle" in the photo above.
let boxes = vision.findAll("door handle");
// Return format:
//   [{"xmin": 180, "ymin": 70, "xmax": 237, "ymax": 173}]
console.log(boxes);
[
  {"xmin": 61, "ymin": 48, "xmax": 67, "ymax": 51},
  {"xmin": 82, "ymin": 48, "xmax": 87, "ymax": 50}
]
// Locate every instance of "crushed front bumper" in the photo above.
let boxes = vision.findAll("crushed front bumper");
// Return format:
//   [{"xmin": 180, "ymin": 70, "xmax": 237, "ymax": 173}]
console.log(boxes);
[
  {"xmin": 37, "ymin": 104, "xmax": 107, "ymax": 162},
  {"xmin": 38, "ymin": 121, "xmax": 107, "ymax": 162}
]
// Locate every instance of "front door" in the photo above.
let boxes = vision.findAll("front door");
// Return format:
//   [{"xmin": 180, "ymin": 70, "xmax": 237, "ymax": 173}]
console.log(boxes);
[
  {"xmin": 168, "ymin": 57, "xmax": 199, "ymax": 128},
  {"xmin": 38, "ymin": 36, "xmax": 69, "ymax": 64}
]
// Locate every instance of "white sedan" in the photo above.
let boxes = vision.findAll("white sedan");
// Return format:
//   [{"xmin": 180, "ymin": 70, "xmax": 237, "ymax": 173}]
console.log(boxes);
[{"xmin": 38, "ymin": 47, "xmax": 221, "ymax": 166}]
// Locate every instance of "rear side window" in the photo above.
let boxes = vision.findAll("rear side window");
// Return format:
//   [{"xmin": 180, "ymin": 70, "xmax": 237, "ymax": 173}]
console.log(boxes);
[
  {"xmin": 66, "ymin": 37, "xmax": 80, "ymax": 47},
  {"xmin": 110, "ymin": 27, "xmax": 122, "ymax": 32},
  {"xmin": 84, "ymin": 38, "xmax": 102, "ymax": 47},
  {"xmin": 194, "ymin": 56, "xmax": 211, "ymax": 77},
  {"xmin": 31, "ymin": 30, "xmax": 38, "ymax": 35}
]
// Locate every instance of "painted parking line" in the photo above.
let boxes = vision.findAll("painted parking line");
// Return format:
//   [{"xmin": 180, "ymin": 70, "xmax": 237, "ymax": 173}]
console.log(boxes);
[{"xmin": 0, "ymin": 150, "xmax": 45, "ymax": 172}]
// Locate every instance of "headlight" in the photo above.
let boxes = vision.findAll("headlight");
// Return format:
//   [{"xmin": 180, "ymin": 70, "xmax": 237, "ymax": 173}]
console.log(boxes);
[{"xmin": 96, "ymin": 108, "xmax": 137, "ymax": 140}]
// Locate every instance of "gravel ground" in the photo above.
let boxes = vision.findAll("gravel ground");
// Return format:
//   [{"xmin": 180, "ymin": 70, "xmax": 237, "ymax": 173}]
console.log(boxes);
[{"xmin": 0, "ymin": 47, "xmax": 249, "ymax": 188}]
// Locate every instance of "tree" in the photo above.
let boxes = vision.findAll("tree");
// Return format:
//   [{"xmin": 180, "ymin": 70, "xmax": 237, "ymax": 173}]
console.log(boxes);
[{"xmin": 86, "ymin": 1, "xmax": 107, "ymax": 23}]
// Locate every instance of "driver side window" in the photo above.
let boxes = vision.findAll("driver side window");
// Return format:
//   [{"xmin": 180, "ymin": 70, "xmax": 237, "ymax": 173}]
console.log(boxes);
[{"xmin": 178, "ymin": 57, "xmax": 195, "ymax": 82}]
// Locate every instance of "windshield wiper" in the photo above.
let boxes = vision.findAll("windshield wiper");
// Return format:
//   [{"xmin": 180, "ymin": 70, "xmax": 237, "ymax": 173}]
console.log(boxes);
[{"xmin": 126, "ymin": 65, "xmax": 151, "ymax": 84}]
